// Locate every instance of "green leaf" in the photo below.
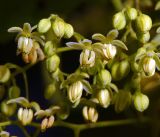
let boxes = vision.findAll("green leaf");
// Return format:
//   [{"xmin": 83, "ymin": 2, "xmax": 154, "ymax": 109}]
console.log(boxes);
[
  {"xmin": 153, "ymin": 54, "xmax": 160, "ymax": 71},
  {"xmin": 155, "ymin": 1, "xmax": 160, "ymax": 10},
  {"xmin": 92, "ymin": 33, "xmax": 106, "ymax": 42},
  {"xmin": 112, "ymin": 40, "xmax": 128, "ymax": 50},
  {"xmin": 8, "ymin": 27, "xmax": 23, "ymax": 33},
  {"xmin": 7, "ymin": 97, "xmax": 30, "ymax": 108},
  {"xmin": 107, "ymin": 29, "xmax": 119, "ymax": 41},
  {"xmin": 81, "ymin": 80, "xmax": 92, "ymax": 94}
]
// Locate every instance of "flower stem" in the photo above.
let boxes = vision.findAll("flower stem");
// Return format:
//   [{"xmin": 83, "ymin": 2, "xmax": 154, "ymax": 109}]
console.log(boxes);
[{"xmin": 56, "ymin": 47, "xmax": 77, "ymax": 53}]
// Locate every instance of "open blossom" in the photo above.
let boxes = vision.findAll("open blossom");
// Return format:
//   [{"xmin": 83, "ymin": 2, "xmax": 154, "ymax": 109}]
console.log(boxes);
[
  {"xmin": 102, "ymin": 44, "xmax": 117, "ymax": 60},
  {"xmin": 80, "ymin": 49, "xmax": 95, "ymax": 67}
]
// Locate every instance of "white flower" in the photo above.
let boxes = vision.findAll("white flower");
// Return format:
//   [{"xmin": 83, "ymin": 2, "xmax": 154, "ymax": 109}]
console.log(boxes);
[
  {"xmin": 143, "ymin": 57, "xmax": 156, "ymax": 76},
  {"xmin": 102, "ymin": 44, "xmax": 117, "ymax": 60},
  {"xmin": 82, "ymin": 106, "xmax": 98, "ymax": 123},
  {"xmin": 80, "ymin": 49, "xmax": 95, "ymax": 67}
]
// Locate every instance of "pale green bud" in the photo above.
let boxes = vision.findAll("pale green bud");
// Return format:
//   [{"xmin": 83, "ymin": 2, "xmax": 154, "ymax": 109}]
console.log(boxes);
[
  {"xmin": 97, "ymin": 89, "xmax": 111, "ymax": 108},
  {"xmin": 80, "ymin": 49, "xmax": 95, "ymax": 67},
  {"xmin": 46, "ymin": 54, "xmax": 60, "ymax": 73},
  {"xmin": 96, "ymin": 69, "xmax": 111, "ymax": 86},
  {"xmin": 111, "ymin": 60, "xmax": 130, "ymax": 81},
  {"xmin": 38, "ymin": 18, "xmax": 51, "ymax": 33},
  {"xmin": 143, "ymin": 57, "xmax": 156, "ymax": 76},
  {"xmin": 134, "ymin": 93, "xmax": 149, "ymax": 112},
  {"xmin": 137, "ymin": 32, "xmax": 150, "ymax": 43},
  {"xmin": 1, "ymin": 101, "xmax": 16, "ymax": 116},
  {"xmin": 0, "ymin": 66, "xmax": 11, "ymax": 83},
  {"xmin": 125, "ymin": 8, "xmax": 137, "ymax": 20},
  {"xmin": 135, "ymin": 14, "xmax": 152, "ymax": 33},
  {"xmin": 44, "ymin": 41, "xmax": 55, "ymax": 56},
  {"xmin": 64, "ymin": 23, "xmax": 74, "ymax": 38},
  {"xmin": 52, "ymin": 18, "xmax": 65, "ymax": 38},
  {"xmin": 68, "ymin": 81, "xmax": 83, "ymax": 103},
  {"xmin": 44, "ymin": 83, "xmax": 56, "ymax": 100},
  {"xmin": 8, "ymin": 86, "xmax": 20, "ymax": 99},
  {"xmin": 18, "ymin": 108, "xmax": 33, "ymax": 125},
  {"xmin": 102, "ymin": 44, "xmax": 117, "ymax": 60},
  {"xmin": 82, "ymin": 106, "xmax": 98, "ymax": 123},
  {"xmin": 113, "ymin": 12, "xmax": 126, "ymax": 30}
]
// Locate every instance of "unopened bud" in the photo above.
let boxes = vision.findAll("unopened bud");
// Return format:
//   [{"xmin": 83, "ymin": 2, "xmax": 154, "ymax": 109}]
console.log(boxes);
[
  {"xmin": 96, "ymin": 69, "xmax": 111, "ymax": 86},
  {"xmin": 80, "ymin": 49, "xmax": 95, "ymax": 67},
  {"xmin": 38, "ymin": 18, "xmax": 51, "ymax": 33},
  {"xmin": 68, "ymin": 81, "xmax": 83, "ymax": 103},
  {"xmin": 137, "ymin": 32, "xmax": 150, "ymax": 43},
  {"xmin": 0, "ymin": 66, "xmax": 11, "ymax": 83},
  {"xmin": 102, "ymin": 44, "xmax": 117, "ymax": 60},
  {"xmin": 134, "ymin": 93, "xmax": 149, "ymax": 112},
  {"xmin": 64, "ymin": 23, "xmax": 74, "ymax": 38},
  {"xmin": 82, "ymin": 106, "xmax": 98, "ymax": 123},
  {"xmin": 44, "ymin": 83, "xmax": 56, "ymax": 100},
  {"xmin": 41, "ymin": 116, "xmax": 54, "ymax": 132},
  {"xmin": 8, "ymin": 86, "xmax": 20, "ymax": 99},
  {"xmin": 52, "ymin": 18, "xmax": 65, "ymax": 38},
  {"xmin": 46, "ymin": 54, "xmax": 60, "ymax": 73},
  {"xmin": 97, "ymin": 89, "xmax": 111, "ymax": 108},
  {"xmin": 113, "ymin": 12, "xmax": 126, "ymax": 30},
  {"xmin": 1, "ymin": 101, "xmax": 16, "ymax": 116},
  {"xmin": 143, "ymin": 57, "xmax": 156, "ymax": 76},
  {"xmin": 125, "ymin": 8, "xmax": 137, "ymax": 20},
  {"xmin": 18, "ymin": 108, "xmax": 33, "ymax": 125},
  {"xmin": 135, "ymin": 14, "xmax": 152, "ymax": 33},
  {"xmin": 44, "ymin": 41, "xmax": 55, "ymax": 56}
]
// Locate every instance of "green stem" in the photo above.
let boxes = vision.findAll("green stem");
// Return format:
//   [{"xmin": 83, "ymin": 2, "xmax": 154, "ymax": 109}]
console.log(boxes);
[
  {"xmin": 16, "ymin": 123, "xmax": 31, "ymax": 137},
  {"xmin": 111, "ymin": 0, "xmax": 123, "ymax": 11},
  {"xmin": 135, "ymin": 0, "xmax": 140, "ymax": 9},
  {"xmin": 56, "ymin": 47, "xmax": 77, "ymax": 53}
]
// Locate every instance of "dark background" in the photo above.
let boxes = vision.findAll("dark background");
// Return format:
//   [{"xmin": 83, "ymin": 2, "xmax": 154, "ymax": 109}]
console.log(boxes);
[{"xmin": 0, "ymin": 0, "xmax": 159, "ymax": 137}]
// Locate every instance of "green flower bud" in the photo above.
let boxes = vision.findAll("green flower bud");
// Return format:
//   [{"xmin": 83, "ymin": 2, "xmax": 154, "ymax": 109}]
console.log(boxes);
[
  {"xmin": 18, "ymin": 108, "xmax": 33, "ymax": 125},
  {"xmin": 1, "ymin": 101, "xmax": 16, "ymax": 116},
  {"xmin": 46, "ymin": 54, "xmax": 60, "ymax": 73},
  {"xmin": 52, "ymin": 18, "xmax": 65, "ymax": 38},
  {"xmin": 38, "ymin": 18, "xmax": 51, "ymax": 33},
  {"xmin": 0, "ymin": 66, "xmax": 11, "ymax": 83},
  {"xmin": 80, "ymin": 49, "xmax": 95, "ymax": 68},
  {"xmin": 134, "ymin": 93, "xmax": 149, "ymax": 112},
  {"xmin": 44, "ymin": 83, "xmax": 56, "ymax": 100},
  {"xmin": 44, "ymin": 41, "xmax": 56, "ymax": 56},
  {"xmin": 64, "ymin": 23, "xmax": 74, "ymax": 38},
  {"xmin": 113, "ymin": 90, "xmax": 132, "ymax": 112},
  {"xmin": 113, "ymin": 12, "xmax": 126, "ymax": 30},
  {"xmin": 82, "ymin": 106, "xmax": 98, "ymax": 123},
  {"xmin": 142, "ymin": 57, "xmax": 156, "ymax": 76},
  {"xmin": 125, "ymin": 8, "xmax": 137, "ymax": 20},
  {"xmin": 135, "ymin": 14, "xmax": 152, "ymax": 33},
  {"xmin": 0, "ymin": 85, "xmax": 5, "ymax": 100},
  {"xmin": 96, "ymin": 69, "xmax": 111, "ymax": 87},
  {"xmin": 8, "ymin": 86, "xmax": 20, "ymax": 99},
  {"xmin": 97, "ymin": 89, "xmax": 111, "ymax": 108},
  {"xmin": 102, "ymin": 44, "xmax": 117, "ymax": 60},
  {"xmin": 68, "ymin": 81, "xmax": 83, "ymax": 103},
  {"xmin": 111, "ymin": 60, "xmax": 130, "ymax": 81},
  {"xmin": 137, "ymin": 32, "xmax": 150, "ymax": 43}
]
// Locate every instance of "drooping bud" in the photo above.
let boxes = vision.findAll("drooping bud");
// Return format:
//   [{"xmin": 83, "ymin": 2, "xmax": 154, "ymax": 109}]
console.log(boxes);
[
  {"xmin": 46, "ymin": 54, "xmax": 60, "ymax": 73},
  {"xmin": 41, "ymin": 116, "xmax": 55, "ymax": 132},
  {"xmin": 38, "ymin": 18, "xmax": 51, "ymax": 33},
  {"xmin": 80, "ymin": 49, "xmax": 95, "ymax": 67},
  {"xmin": 125, "ymin": 8, "xmax": 137, "ymax": 20},
  {"xmin": 137, "ymin": 32, "xmax": 150, "ymax": 43},
  {"xmin": 0, "ymin": 65, "xmax": 11, "ymax": 83},
  {"xmin": 1, "ymin": 101, "xmax": 16, "ymax": 116},
  {"xmin": 111, "ymin": 60, "xmax": 130, "ymax": 81},
  {"xmin": 133, "ymin": 92, "xmax": 149, "ymax": 112},
  {"xmin": 97, "ymin": 89, "xmax": 111, "ymax": 108},
  {"xmin": 82, "ymin": 106, "xmax": 98, "ymax": 123},
  {"xmin": 17, "ymin": 108, "xmax": 33, "ymax": 125},
  {"xmin": 142, "ymin": 57, "xmax": 156, "ymax": 76},
  {"xmin": 113, "ymin": 12, "xmax": 126, "ymax": 30},
  {"xmin": 8, "ymin": 86, "xmax": 20, "ymax": 99},
  {"xmin": 64, "ymin": 23, "xmax": 74, "ymax": 38},
  {"xmin": 96, "ymin": 69, "xmax": 111, "ymax": 87},
  {"xmin": 52, "ymin": 18, "xmax": 65, "ymax": 38},
  {"xmin": 135, "ymin": 14, "xmax": 152, "ymax": 33},
  {"xmin": 68, "ymin": 81, "xmax": 83, "ymax": 103},
  {"xmin": 102, "ymin": 44, "xmax": 117, "ymax": 60}
]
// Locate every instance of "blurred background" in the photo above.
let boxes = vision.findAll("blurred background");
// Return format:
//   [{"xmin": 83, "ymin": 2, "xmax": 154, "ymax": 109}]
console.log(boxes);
[{"xmin": 0, "ymin": 0, "xmax": 160, "ymax": 137}]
